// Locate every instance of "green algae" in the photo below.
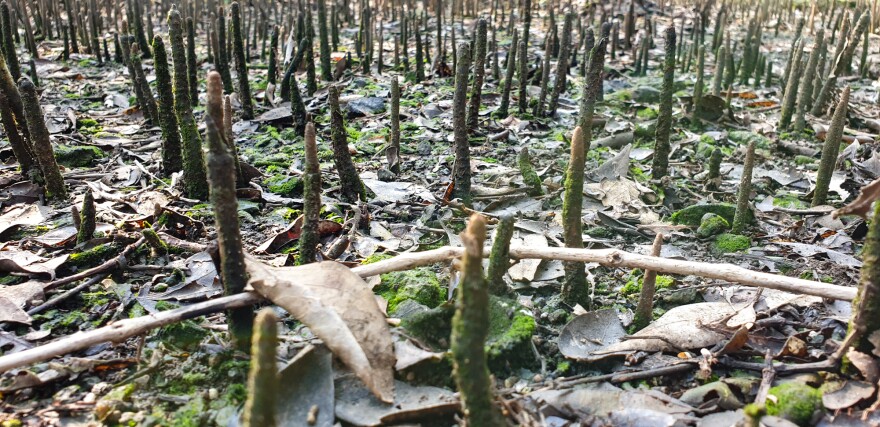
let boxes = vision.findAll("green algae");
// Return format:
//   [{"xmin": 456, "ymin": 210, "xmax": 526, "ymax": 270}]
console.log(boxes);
[{"xmin": 712, "ymin": 233, "xmax": 752, "ymax": 254}]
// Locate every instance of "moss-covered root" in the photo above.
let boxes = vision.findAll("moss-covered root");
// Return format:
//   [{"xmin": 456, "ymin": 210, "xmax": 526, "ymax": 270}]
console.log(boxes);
[
  {"xmin": 731, "ymin": 141, "xmax": 756, "ymax": 234},
  {"xmin": 222, "ymin": 95, "xmax": 243, "ymax": 185},
  {"xmin": 129, "ymin": 43, "xmax": 159, "ymax": 124},
  {"xmin": 707, "ymin": 148, "xmax": 722, "ymax": 190},
  {"xmin": 317, "ymin": 0, "xmax": 332, "ymax": 81},
  {"xmin": 129, "ymin": 0, "xmax": 150, "ymax": 58},
  {"xmin": 328, "ymin": 86, "xmax": 367, "ymax": 203},
  {"xmin": 0, "ymin": 1, "xmax": 20, "ymax": 81},
  {"xmin": 231, "ymin": 2, "xmax": 254, "ymax": 120},
  {"xmin": 652, "ymin": 27, "xmax": 676, "ymax": 180},
  {"xmin": 812, "ymin": 86, "xmax": 849, "ymax": 207},
  {"xmin": 205, "ymin": 71, "xmax": 252, "ymax": 350},
  {"xmin": 693, "ymin": 45, "xmax": 705, "ymax": 114},
  {"xmin": 414, "ymin": 24, "xmax": 425, "ymax": 82},
  {"xmin": 487, "ymin": 215, "xmax": 514, "ymax": 296},
  {"xmin": 533, "ymin": 36, "xmax": 551, "ymax": 117},
  {"xmin": 388, "ymin": 78, "xmax": 401, "ymax": 174},
  {"xmin": 19, "ymin": 78, "xmax": 66, "ymax": 200},
  {"xmin": 452, "ymin": 42, "xmax": 473, "ymax": 205},
  {"xmin": 451, "ymin": 214, "xmax": 505, "ymax": 427},
  {"xmin": 521, "ymin": 0, "xmax": 532, "ymax": 47},
  {"xmin": 119, "ymin": 36, "xmax": 155, "ymax": 125},
  {"xmin": 266, "ymin": 26, "xmax": 279, "ymax": 105},
  {"xmin": 632, "ymin": 233, "xmax": 663, "ymax": 331},
  {"xmin": 186, "ymin": 17, "xmax": 198, "ymax": 107},
  {"xmin": 242, "ymin": 308, "xmax": 279, "ymax": 427},
  {"xmin": 289, "ymin": 73, "xmax": 307, "ymax": 136},
  {"xmin": 547, "ymin": 13, "xmax": 573, "ymax": 116},
  {"xmin": 516, "ymin": 39, "xmax": 528, "ymax": 113},
  {"xmin": 847, "ymin": 178, "xmax": 880, "ymax": 354},
  {"xmin": 305, "ymin": 37, "xmax": 318, "ymax": 96},
  {"xmin": 466, "ymin": 19, "xmax": 487, "ymax": 131},
  {"xmin": 562, "ymin": 127, "xmax": 589, "ymax": 307},
  {"xmin": 578, "ymin": 34, "xmax": 607, "ymax": 134},
  {"xmin": 813, "ymin": 13, "xmax": 866, "ymax": 116},
  {"xmin": 169, "ymin": 9, "xmax": 208, "ymax": 200},
  {"xmin": 839, "ymin": 11, "xmax": 870, "ymax": 78},
  {"xmin": 215, "ymin": 8, "xmax": 233, "ymax": 94},
  {"xmin": 76, "ymin": 190, "xmax": 96, "ymax": 244},
  {"xmin": 793, "ymin": 29, "xmax": 824, "ymax": 134},
  {"xmin": 518, "ymin": 148, "xmax": 543, "ymax": 196},
  {"xmin": 497, "ymin": 30, "xmax": 518, "ymax": 118},
  {"xmin": 712, "ymin": 45, "xmax": 726, "ymax": 96},
  {"xmin": 298, "ymin": 122, "xmax": 321, "ymax": 265},
  {"xmin": 778, "ymin": 40, "xmax": 804, "ymax": 131},
  {"xmin": 0, "ymin": 51, "xmax": 35, "ymax": 176},
  {"xmin": 142, "ymin": 227, "xmax": 168, "ymax": 256},
  {"xmin": 152, "ymin": 36, "xmax": 183, "ymax": 175}
]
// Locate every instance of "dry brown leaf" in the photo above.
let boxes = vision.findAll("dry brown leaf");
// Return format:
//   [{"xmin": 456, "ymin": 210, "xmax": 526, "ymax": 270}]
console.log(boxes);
[
  {"xmin": 245, "ymin": 258, "xmax": 395, "ymax": 403},
  {"xmin": 833, "ymin": 177, "xmax": 880, "ymax": 219},
  {"xmin": 746, "ymin": 100, "xmax": 777, "ymax": 108}
]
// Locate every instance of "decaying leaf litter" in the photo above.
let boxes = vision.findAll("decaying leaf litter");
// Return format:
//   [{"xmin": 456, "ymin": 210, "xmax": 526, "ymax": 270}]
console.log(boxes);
[{"xmin": 0, "ymin": 0, "xmax": 879, "ymax": 425}]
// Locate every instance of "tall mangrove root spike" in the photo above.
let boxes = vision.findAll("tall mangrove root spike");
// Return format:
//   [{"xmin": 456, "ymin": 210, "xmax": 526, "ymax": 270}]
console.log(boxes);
[
  {"xmin": 298, "ymin": 122, "xmax": 321, "ymax": 265},
  {"xmin": 451, "ymin": 214, "xmax": 506, "ymax": 427},
  {"xmin": 562, "ymin": 126, "xmax": 588, "ymax": 306},
  {"xmin": 633, "ymin": 233, "xmax": 663, "ymax": 331},
  {"xmin": 652, "ymin": 27, "xmax": 676, "ymax": 179},
  {"xmin": 19, "ymin": 77, "xmax": 66, "ymax": 200},
  {"xmin": 487, "ymin": 215, "xmax": 515, "ymax": 296},
  {"xmin": 812, "ymin": 86, "xmax": 849, "ymax": 207},
  {"xmin": 205, "ymin": 70, "xmax": 252, "ymax": 349},
  {"xmin": 242, "ymin": 308, "xmax": 279, "ymax": 427}
]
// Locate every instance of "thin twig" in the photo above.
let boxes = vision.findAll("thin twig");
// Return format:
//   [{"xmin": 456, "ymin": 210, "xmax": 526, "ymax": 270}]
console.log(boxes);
[
  {"xmin": 28, "ymin": 273, "xmax": 111, "ymax": 316},
  {"xmin": 44, "ymin": 237, "xmax": 146, "ymax": 291}
]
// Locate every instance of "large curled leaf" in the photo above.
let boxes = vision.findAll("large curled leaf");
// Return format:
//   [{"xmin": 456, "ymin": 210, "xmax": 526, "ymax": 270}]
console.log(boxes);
[{"xmin": 245, "ymin": 258, "xmax": 395, "ymax": 403}]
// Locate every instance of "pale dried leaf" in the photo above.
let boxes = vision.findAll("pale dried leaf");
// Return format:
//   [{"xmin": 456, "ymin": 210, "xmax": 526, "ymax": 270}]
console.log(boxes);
[
  {"xmin": 0, "ymin": 297, "xmax": 31, "ymax": 324},
  {"xmin": 334, "ymin": 375, "xmax": 458, "ymax": 427},
  {"xmin": 822, "ymin": 381, "xmax": 875, "ymax": 410},
  {"xmin": 245, "ymin": 259, "xmax": 395, "ymax": 403},
  {"xmin": 277, "ymin": 345, "xmax": 335, "ymax": 427},
  {"xmin": 593, "ymin": 303, "xmax": 735, "ymax": 356},
  {"xmin": 507, "ymin": 232, "xmax": 547, "ymax": 282},
  {"xmin": 845, "ymin": 348, "xmax": 879, "ymax": 383}
]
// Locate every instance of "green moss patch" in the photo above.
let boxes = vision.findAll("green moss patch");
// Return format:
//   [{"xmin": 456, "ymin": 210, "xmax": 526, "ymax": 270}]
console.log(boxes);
[
  {"xmin": 264, "ymin": 175, "xmax": 303, "ymax": 197},
  {"xmin": 400, "ymin": 296, "xmax": 537, "ymax": 372},
  {"xmin": 54, "ymin": 145, "xmax": 105, "ymax": 168},
  {"xmin": 67, "ymin": 244, "xmax": 116, "ymax": 268},
  {"xmin": 155, "ymin": 319, "xmax": 208, "ymax": 351},
  {"xmin": 375, "ymin": 267, "xmax": 445, "ymax": 314},
  {"xmin": 766, "ymin": 383, "xmax": 822, "ymax": 426},
  {"xmin": 672, "ymin": 203, "xmax": 751, "ymax": 227},
  {"xmin": 772, "ymin": 194, "xmax": 807, "ymax": 209},
  {"xmin": 621, "ymin": 273, "xmax": 675, "ymax": 296},
  {"xmin": 712, "ymin": 233, "xmax": 752, "ymax": 254},
  {"xmin": 697, "ymin": 213, "xmax": 730, "ymax": 238},
  {"xmin": 728, "ymin": 131, "xmax": 771, "ymax": 150},
  {"xmin": 636, "ymin": 107, "xmax": 659, "ymax": 120}
]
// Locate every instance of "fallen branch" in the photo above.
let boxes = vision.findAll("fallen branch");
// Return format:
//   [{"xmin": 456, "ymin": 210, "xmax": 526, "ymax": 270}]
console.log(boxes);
[
  {"xmin": 0, "ymin": 243, "xmax": 857, "ymax": 374},
  {"xmin": 354, "ymin": 246, "xmax": 857, "ymax": 301},
  {"xmin": 0, "ymin": 292, "xmax": 262, "ymax": 374},
  {"xmin": 0, "ymin": 258, "xmax": 415, "ymax": 374}
]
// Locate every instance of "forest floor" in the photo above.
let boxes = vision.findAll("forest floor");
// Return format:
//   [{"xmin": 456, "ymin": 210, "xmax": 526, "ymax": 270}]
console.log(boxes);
[{"xmin": 1, "ymin": 1, "xmax": 880, "ymax": 426}]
